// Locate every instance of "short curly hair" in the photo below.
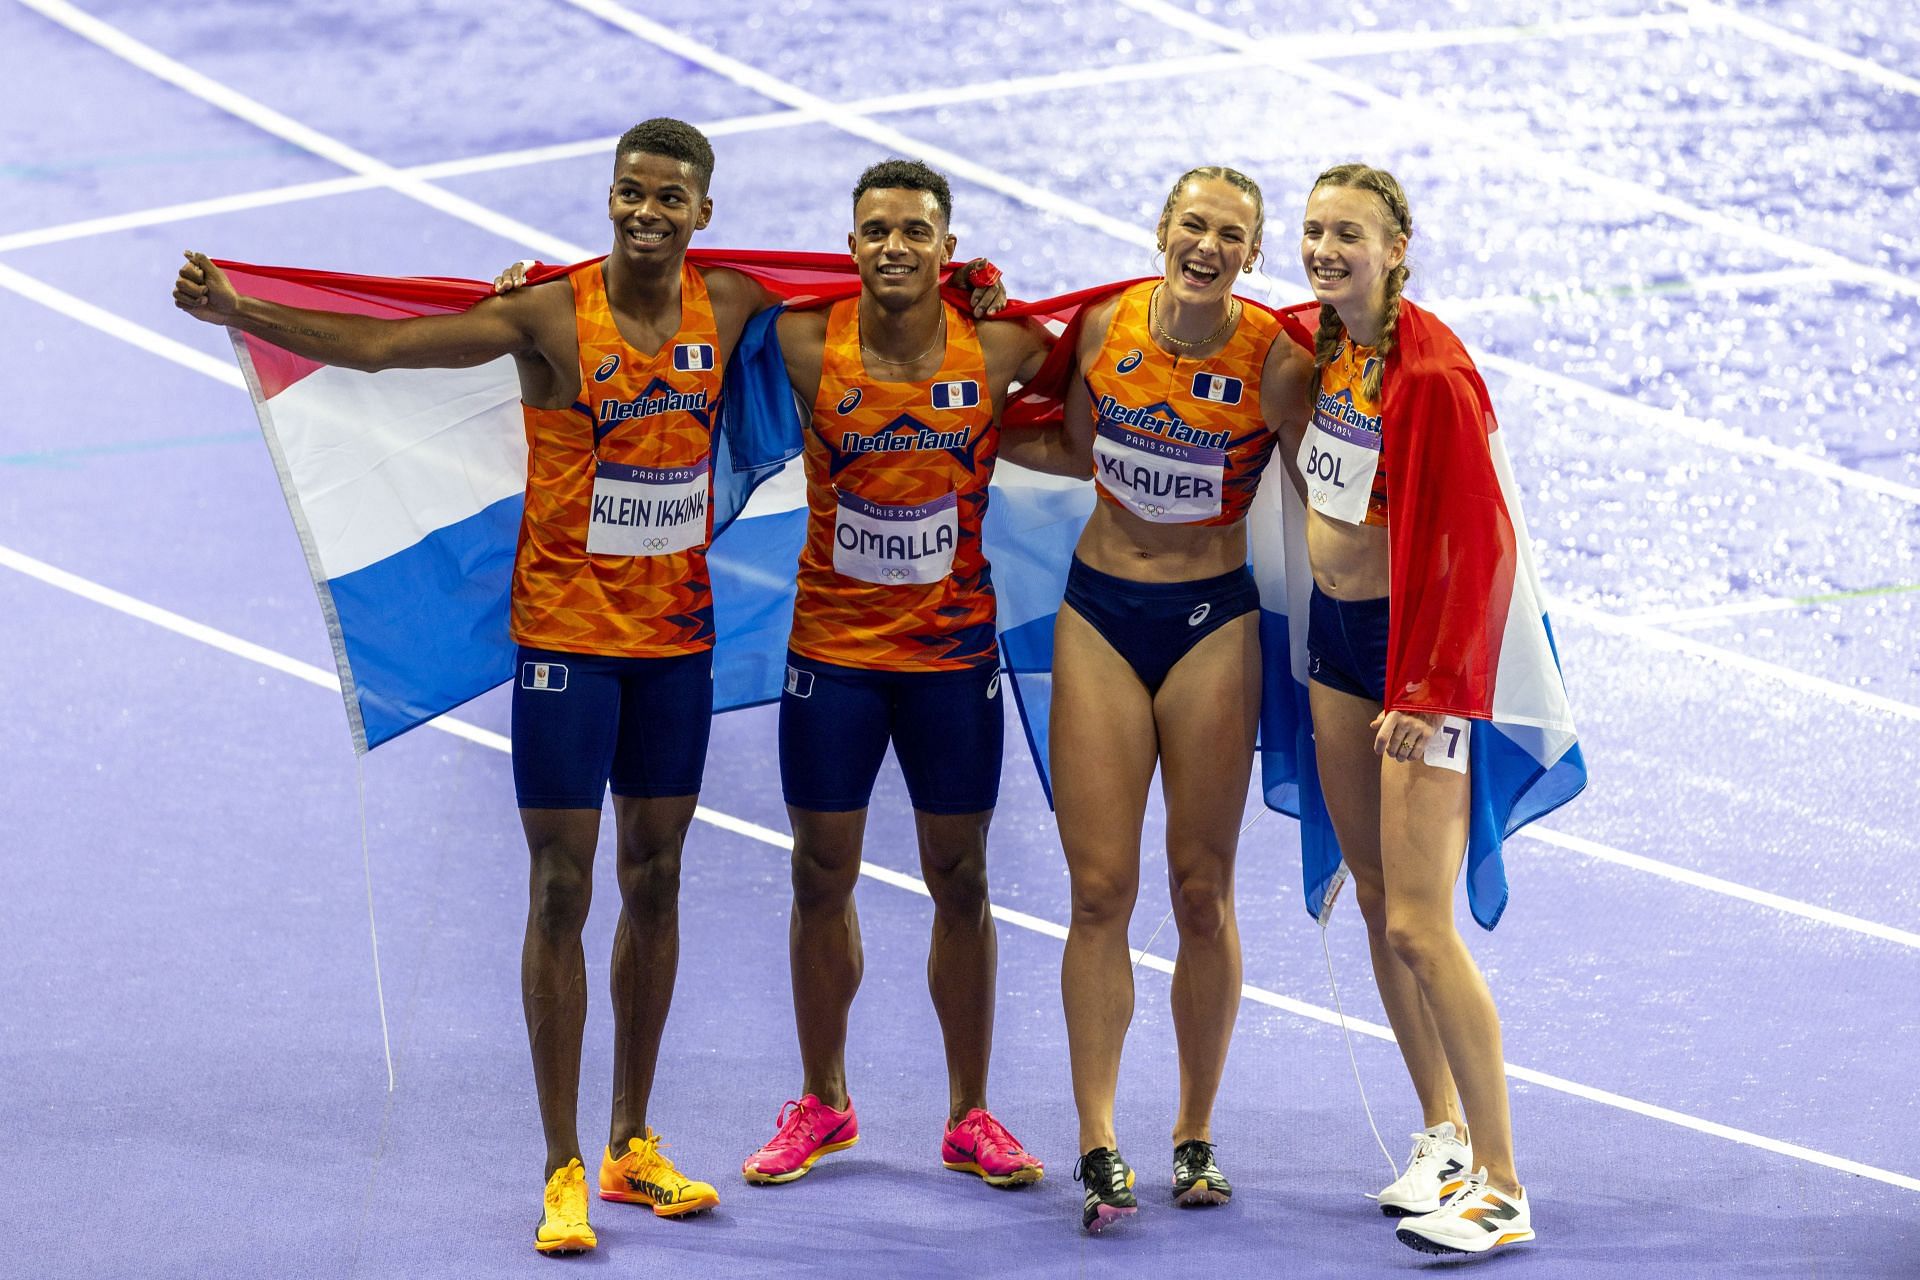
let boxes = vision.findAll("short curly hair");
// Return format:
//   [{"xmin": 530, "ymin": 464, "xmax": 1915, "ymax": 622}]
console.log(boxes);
[
  {"xmin": 614, "ymin": 118, "xmax": 715, "ymax": 192},
  {"xmin": 851, "ymin": 158, "xmax": 953, "ymax": 227}
]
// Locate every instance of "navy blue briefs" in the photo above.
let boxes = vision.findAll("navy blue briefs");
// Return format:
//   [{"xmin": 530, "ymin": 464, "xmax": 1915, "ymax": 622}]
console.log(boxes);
[
  {"xmin": 1063, "ymin": 557, "xmax": 1259, "ymax": 694},
  {"xmin": 1305, "ymin": 586, "xmax": 1390, "ymax": 703}
]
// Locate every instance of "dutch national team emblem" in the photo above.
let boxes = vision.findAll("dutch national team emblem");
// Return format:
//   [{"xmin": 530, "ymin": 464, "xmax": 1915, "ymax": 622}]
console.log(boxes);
[
  {"xmin": 593, "ymin": 354, "xmax": 621, "ymax": 382},
  {"xmin": 931, "ymin": 379, "xmax": 980, "ymax": 410},
  {"xmin": 521, "ymin": 661, "xmax": 568, "ymax": 692},
  {"xmin": 673, "ymin": 343, "xmax": 715, "ymax": 372},
  {"xmin": 1116, "ymin": 348, "xmax": 1144, "ymax": 374},
  {"xmin": 837, "ymin": 387, "xmax": 863, "ymax": 415},
  {"xmin": 1191, "ymin": 372, "xmax": 1243, "ymax": 405}
]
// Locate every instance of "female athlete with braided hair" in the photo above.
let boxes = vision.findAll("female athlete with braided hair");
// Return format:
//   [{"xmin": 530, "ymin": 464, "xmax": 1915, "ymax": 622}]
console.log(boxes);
[
  {"xmin": 1291, "ymin": 162, "xmax": 1535, "ymax": 1256},
  {"xmin": 1048, "ymin": 166, "xmax": 1315, "ymax": 1232}
]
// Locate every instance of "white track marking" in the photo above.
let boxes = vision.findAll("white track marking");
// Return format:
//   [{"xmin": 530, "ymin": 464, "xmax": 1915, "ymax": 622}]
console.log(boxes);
[
  {"xmin": 557, "ymin": 0, "xmax": 1153, "ymax": 249},
  {"xmin": 1518, "ymin": 825, "xmax": 1920, "ymax": 951},
  {"xmin": 1114, "ymin": 0, "xmax": 1920, "ymax": 305},
  {"xmin": 0, "ymin": 261, "xmax": 244, "ymax": 387},
  {"xmin": 1554, "ymin": 598, "xmax": 1920, "ymax": 723},
  {"xmin": 1681, "ymin": 0, "xmax": 1920, "ymax": 98},
  {"xmin": 16, "ymin": 0, "xmax": 589, "ymax": 260},
  {"xmin": 13, "ymin": 3, "xmax": 1913, "ymax": 511},
  {"xmin": 1478, "ymin": 352, "xmax": 1920, "ymax": 506},
  {"xmin": 564, "ymin": 0, "xmax": 1918, "ymax": 509},
  {"xmin": 1625, "ymin": 587, "xmax": 1920, "ymax": 630},
  {"xmin": 5, "ymin": 537, "xmax": 1918, "ymax": 1192},
  {"xmin": 1436, "ymin": 265, "xmax": 1841, "ymax": 316}
]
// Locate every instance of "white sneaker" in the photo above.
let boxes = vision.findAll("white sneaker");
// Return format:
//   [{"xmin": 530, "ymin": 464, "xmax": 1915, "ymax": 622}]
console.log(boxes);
[
  {"xmin": 1376, "ymin": 1121, "xmax": 1471, "ymax": 1217},
  {"xmin": 1395, "ymin": 1167, "xmax": 1534, "ymax": 1256}
]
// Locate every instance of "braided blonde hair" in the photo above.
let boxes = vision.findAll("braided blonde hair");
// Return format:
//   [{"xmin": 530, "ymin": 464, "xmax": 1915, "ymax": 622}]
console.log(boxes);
[
  {"xmin": 1156, "ymin": 165, "xmax": 1265, "ymax": 267},
  {"xmin": 1307, "ymin": 164, "xmax": 1410, "ymax": 402}
]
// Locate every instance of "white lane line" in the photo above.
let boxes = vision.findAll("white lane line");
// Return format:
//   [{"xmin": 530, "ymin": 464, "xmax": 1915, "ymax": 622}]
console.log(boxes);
[
  {"xmin": 1478, "ymin": 352, "xmax": 1920, "ymax": 506},
  {"xmin": 1553, "ymin": 599, "xmax": 1920, "ymax": 724},
  {"xmin": 5, "ymin": 537, "xmax": 1917, "ymax": 1194},
  {"xmin": 1519, "ymin": 826, "xmax": 1920, "ymax": 951},
  {"xmin": 557, "ymin": 0, "xmax": 1155, "ymax": 250},
  {"xmin": 16, "ymin": 0, "xmax": 589, "ymax": 261},
  {"xmin": 1624, "ymin": 586, "xmax": 1920, "ymax": 630},
  {"xmin": 19, "ymin": 1, "xmax": 1914, "ymax": 515},
  {"xmin": 0, "ymin": 261, "xmax": 244, "ymax": 387},
  {"xmin": 1114, "ymin": 0, "xmax": 1920, "ymax": 305},
  {"xmin": 1436, "ymin": 265, "xmax": 1841, "ymax": 316},
  {"xmin": 1682, "ymin": 0, "xmax": 1920, "ymax": 98},
  {"xmin": 568, "ymin": 0, "xmax": 1918, "ymax": 510}
]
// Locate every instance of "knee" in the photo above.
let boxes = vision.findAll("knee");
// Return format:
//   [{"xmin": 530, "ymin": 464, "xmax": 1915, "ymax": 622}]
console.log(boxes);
[
  {"xmin": 1383, "ymin": 910, "xmax": 1455, "ymax": 984},
  {"xmin": 1069, "ymin": 864, "xmax": 1137, "ymax": 927},
  {"xmin": 1349, "ymin": 874, "xmax": 1389, "ymax": 936},
  {"xmin": 925, "ymin": 852, "xmax": 989, "ymax": 921},
  {"xmin": 791, "ymin": 844, "xmax": 858, "ymax": 913},
  {"xmin": 617, "ymin": 843, "xmax": 682, "ymax": 917},
  {"xmin": 1169, "ymin": 866, "xmax": 1232, "ymax": 940},
  {"xmin": 528, "ymin": 857, "xmax": 592, "ymax": 941}
]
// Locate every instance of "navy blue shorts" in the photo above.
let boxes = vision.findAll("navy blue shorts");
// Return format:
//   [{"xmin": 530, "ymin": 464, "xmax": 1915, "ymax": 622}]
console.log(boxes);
[
  {"xmin": 778, "ymin": 650, "xmax": 1003, "ymax": 815},
  {"xmin": 1063, "ymin": 558, "xmax": 1260, "ymax": 694},
  {"xmin": 510, "ymin": 645, "xmax": 713, "ymax": 808},
  {"xmin": 1305, "ymin": 586, "xmax": 1390, "ymax": 703}
]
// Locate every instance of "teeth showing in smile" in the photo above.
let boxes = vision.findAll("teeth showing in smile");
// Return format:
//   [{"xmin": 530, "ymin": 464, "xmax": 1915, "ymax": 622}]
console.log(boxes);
[
  {"xmin": 629, "ymin": 228, "xmax": 669, "ymax": 244},
  {"xmin": 1181, "ymin": 262, "xmax": 1219, "ymax": 284},
  {"xmin": 878, "ymin": 264, "xmax": 913, "ymax": 276},
  {"xmin": 1313, "ymin": 266, "xmax": 1348, "ymax": 281}
]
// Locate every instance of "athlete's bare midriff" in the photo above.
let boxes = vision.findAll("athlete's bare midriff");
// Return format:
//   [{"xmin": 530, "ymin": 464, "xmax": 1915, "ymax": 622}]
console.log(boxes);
[
  {"xmin": 1305, "ymin": 506, "xmax": 1389, "ymax": 599},
  {"xmin": 1073, "ymin": 499, "xmax": 1250, "ymax": 583}
]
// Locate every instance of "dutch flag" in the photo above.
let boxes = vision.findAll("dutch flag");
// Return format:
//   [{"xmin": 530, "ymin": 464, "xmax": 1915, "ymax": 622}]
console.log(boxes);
[
  {"xmin": 673, "ymin": 343, "xmax": 715, "ymax": 372},
  {"xmin": 1191, "ymin": 372, "xmax": 1243, "ymax": 405},
  {"xmin": 931, "ymin": 379, "xmax": 980, "ymax": 410}
]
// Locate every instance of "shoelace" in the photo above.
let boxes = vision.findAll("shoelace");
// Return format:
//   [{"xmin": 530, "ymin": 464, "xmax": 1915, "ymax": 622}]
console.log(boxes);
[
  {"xmin": 1176, "ymin": 1140, "xmax": 1215, "ymax": 1175},
  {"xmin": 1073, "ymin": 1151, "xmax": 1126, "ymax": 1192},
  {"xmin": 1432, "ymin": 1170, "xmax": 1489, "ymax": 1217},
  {"xmin": 964, "ymin": 1112, "xmax": 1021, "ymax": 1162}
]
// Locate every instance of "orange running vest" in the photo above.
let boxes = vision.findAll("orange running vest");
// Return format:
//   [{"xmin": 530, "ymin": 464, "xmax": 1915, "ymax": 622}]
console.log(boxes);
[
  {"xmin": 510, "ymin": 261, "xmax": 723, "ymax": 657},
  {"xmin": 788, "ymin": 298, "xmax": 999, "ymax": 671},
  {"xmin": 1082, "ymin": 281, "xmax": 1281, "ymax": 527}
]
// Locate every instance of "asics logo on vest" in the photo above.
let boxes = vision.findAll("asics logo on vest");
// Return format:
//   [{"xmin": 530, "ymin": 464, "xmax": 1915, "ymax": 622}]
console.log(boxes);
[
  {"xmin": 1116, "ymin": 348, "xmax": 1144, "ymax": 374},
  {"xmin": 593, "ymin": 354, "xmax": 621, "ymax": 382},
  {"xmin": 837, "ymin": 387, "xmax": 863, "ymax": 415}
]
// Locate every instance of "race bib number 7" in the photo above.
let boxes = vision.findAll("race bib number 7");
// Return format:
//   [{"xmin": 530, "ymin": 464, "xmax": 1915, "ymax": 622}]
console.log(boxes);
[{"xmin": 1422, "ymin": 715, "xmax": 1471, "ymax": 775}]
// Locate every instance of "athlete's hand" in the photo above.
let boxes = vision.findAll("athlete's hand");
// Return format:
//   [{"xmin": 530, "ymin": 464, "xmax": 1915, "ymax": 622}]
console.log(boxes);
[
  {"xmin": 174, "ymin": 251, "xmax": 238, "ymax": 322},
  {"xmin": 956, "ymin": 258, "xmax": 1007, "ymax": 317},
  {"xmin": 1372, "ymin": 709, "xmax": 1440, "ymax": 764},
  {"xmin": 493, "ymin": 259, "xmax": 536, "ymax": 294}
]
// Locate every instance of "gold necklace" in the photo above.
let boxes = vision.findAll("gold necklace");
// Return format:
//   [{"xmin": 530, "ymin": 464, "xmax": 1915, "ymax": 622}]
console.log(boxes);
[
  {"xmin": 861, "ymin": 313, "xmax": 946, "ymax": 366},
  {"xmin": 1151, "ymin": 286, "xmax": 1239, "ymax": 353}
]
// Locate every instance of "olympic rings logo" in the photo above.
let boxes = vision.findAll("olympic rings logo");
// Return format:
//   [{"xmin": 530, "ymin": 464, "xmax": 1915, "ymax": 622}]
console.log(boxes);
[
  {"xmin": 883, "ymin": 568, "xmax": 911, "ymax": 582},
  {"xmin": 1141, "ymin": 503, "xmax": 1167, "ymax": 518},
  {"xmin": 643, "ymin": 537, "xmax": 670, "ymax": 550}
]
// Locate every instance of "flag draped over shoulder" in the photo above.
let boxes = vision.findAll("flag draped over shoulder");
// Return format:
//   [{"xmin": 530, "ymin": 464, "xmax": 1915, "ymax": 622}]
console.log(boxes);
[
  {"xmin": 219, "ymin": 250, "xmax": 871, "ymax": 752},
  {"xmin": 1251, "ymin": 300, "xmax": 1587, "ymax": 930}
]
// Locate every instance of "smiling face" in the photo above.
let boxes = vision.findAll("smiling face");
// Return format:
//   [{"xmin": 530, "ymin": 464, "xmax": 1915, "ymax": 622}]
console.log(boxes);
[
  {"xmin": 607, "ymin": 151, "xmax": 711, "ymax": 264},
  {"xmin": 1299, "ymin": 184, "xmax": 1407, "ymax": 327},
  {"xmin": 848, "ymin": 186, "xmax": 955, "ymax": 312},
  {"xmin": 1158, "ymin": 176, "xmax": 1261, "ymax": 307}
]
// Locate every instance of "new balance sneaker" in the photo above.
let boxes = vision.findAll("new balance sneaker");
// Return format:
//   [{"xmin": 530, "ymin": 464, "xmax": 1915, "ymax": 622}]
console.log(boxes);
[
  {"xmin": 1171, "ymin": 1138, "xmax": 1231, "ymax": 1206},
  {"xmin": 1073, "ymin": 1147, "xmax": 1137, "ymax": 1233},
  {"xmin": 1395, "ymin": 1168, "xmax": 1534, "ymax": 1256},
  {"xmin": 1377, "ymin": 1121, "xmax": 1471, "ymax": 1217},
  {"xmin": 599, "ymin": 1129, "xmax": 720, "ymax": 1216},
  {"xmin": 942, "ymin": 1107, "xmax": 1044, "ymax": 1187},
  {"xmin": 534, "ymin": 1158, "xmax": 596, "ymax": 1255},
  {"xmin": 741, "ymin": 1094, "xmax": 860, "ymax": 1184}
]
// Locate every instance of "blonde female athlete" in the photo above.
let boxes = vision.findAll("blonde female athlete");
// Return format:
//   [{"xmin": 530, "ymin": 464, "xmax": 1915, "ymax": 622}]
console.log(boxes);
[
  {"xmin": 1288, "ymin": 162, "xmax": 1535, "ymax": 1257},
  {"xmin": 1050, "ymin": 167, "xmax": 1314, "ymax": 1233}
]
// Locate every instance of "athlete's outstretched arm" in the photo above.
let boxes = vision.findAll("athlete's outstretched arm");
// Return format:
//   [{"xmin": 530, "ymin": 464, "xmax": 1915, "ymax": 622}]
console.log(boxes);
[
  {"xmin": 174, "ymin": 251, "xmax": 541, "ymax": 372},
  {"xmin": 992, "ymin": 319, "xmax": 1087, "ymax": 477}
]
